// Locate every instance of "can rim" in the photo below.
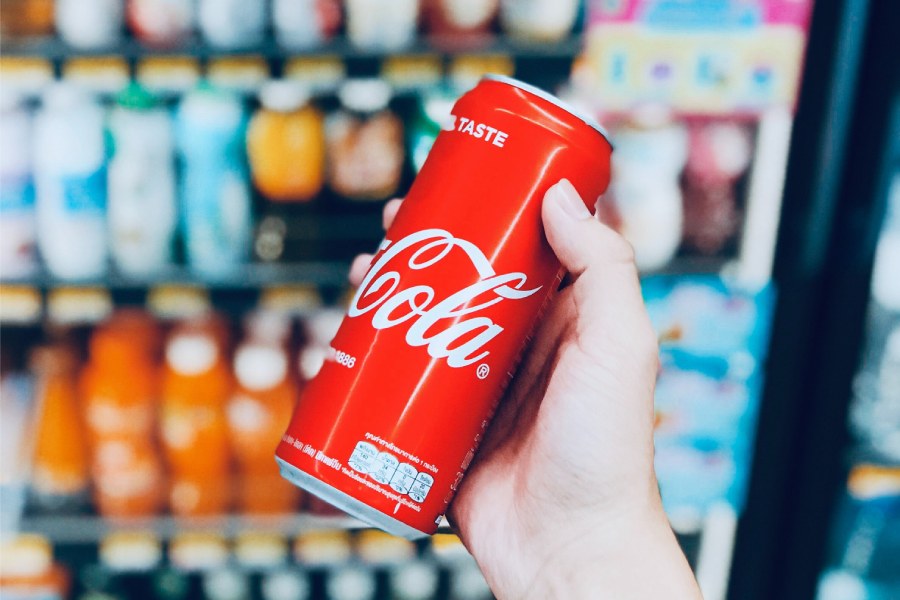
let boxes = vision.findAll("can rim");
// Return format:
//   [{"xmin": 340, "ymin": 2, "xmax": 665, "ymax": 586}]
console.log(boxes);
[{"xmin": 482, "ymin": 74, "xmax": 612, "ymax": 146}]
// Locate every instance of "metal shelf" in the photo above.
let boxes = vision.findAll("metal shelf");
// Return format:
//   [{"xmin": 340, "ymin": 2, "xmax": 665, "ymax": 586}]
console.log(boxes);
[
  {"xmin": 0, "ymin": 35, "xmax": 584, "ymax": 61},
  {"xmin": 18, "ymin": 513, "xmax": 368, "ymax": 544},
  {"xmin": 0, "ymin": 262, "xmax": 353, "ymax": 291}
]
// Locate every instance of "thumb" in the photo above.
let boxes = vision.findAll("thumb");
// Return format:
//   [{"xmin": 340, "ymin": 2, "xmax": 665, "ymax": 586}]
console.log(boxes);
[{"xmin": 541, "ymin": 178, "xmax": 657, "ymax": 367}]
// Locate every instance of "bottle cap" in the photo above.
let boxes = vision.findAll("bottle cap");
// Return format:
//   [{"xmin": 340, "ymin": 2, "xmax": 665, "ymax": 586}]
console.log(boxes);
[
  {"xmin": 116, "ymin": 82, "xmax": 159, "ymax": 111},
  {"xmin": 41, "ymin": 81, "xmax": 91, "ymax": 110},
  {"xmin": 0, "ymin": 534, "xmax": 52, "ymax": 577},
  {"xmin": 100, "ymin": 531, "xmax": 162, "ymax": 571},
  {"xmin": 259, "ymin": 79, "xmax": 312, "ymax": 112},
  {"xmin": 338, "ymin": 79, "xmax": 392, "ymax": 113}
]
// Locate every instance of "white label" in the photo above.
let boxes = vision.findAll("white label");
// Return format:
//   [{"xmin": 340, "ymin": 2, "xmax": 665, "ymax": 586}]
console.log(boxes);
[
  {"xmin": 408, "ymin": 473, "xmax": 434, "ymax": 503},
  {"xmin": 348, "ymin": 441, "xmax": 378, "ymax": 472},
  {"xmin": 389, "ymin": 463, "xmax": 419, "ymax": 494},
  {"xmin": 370, "ymin": 451, "xmax": 400, "ymax": 484}
]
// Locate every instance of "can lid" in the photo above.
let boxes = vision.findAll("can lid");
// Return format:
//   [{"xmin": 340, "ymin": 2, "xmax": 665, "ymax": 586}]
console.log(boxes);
[{"xmin": 482, "ymin": 74, "xmax": 612, "ymax": 146}]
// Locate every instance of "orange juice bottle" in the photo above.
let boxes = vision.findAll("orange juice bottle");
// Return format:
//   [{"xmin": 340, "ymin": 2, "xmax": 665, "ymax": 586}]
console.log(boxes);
[
  {"xmin": 160, "ymin": 319, "xmax": 233, "ymax": 516},
  {"xmin": 228, "ymin": 338, "xmax": 301, "ymax": 514},
  {"xmin": 246, "ymin": 80, "xmax": 325, "ymax": 203},
  {"xmin": 28, "ymin": 344, "xmax": 88, "ymax": 511},
  {"xmin": 104, "ymin": 308, "xmax": 163, "ymax": 361},
  {"xmin": 80, "ymin": 316, "xmax": 163, "ymax": 517}
]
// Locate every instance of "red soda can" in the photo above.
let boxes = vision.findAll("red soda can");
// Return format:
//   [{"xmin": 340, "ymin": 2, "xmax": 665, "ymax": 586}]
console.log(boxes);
[{"xmin": 276, "ymin": 75, "xmax": 612, "ymax": 538}]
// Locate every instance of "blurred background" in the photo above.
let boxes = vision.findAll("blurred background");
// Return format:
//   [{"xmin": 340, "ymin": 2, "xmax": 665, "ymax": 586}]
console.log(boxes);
[{"xmin": 0, "ymin": 1, "xmax": 897, "ymax": 599}]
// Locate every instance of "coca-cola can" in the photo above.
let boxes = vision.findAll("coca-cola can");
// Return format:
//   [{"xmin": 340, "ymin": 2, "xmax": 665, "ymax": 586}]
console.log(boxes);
[{"xmin": 276, "ymin": 75, "xmax": 612, "ymax": 538}]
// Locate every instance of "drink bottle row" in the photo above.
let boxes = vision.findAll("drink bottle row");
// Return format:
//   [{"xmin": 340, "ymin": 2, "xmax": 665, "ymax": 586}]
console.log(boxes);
[
  {"xmin": 2, "ymin": 306, "xmax": 350, "ymax": 519},
  {"xmin": 1, "ymin": 77, "xmax": 420, "ymax": 280},
  {"xmin": 0, "ymin": 74, "xmax": 756, "ymax": 281},
  {"xmin": 1, "ymin": 530, "xmax": 495, "ymax": 600},
  {"xmin": 1, "ymin": 0, "xmax": 581, "ymax": 50}
]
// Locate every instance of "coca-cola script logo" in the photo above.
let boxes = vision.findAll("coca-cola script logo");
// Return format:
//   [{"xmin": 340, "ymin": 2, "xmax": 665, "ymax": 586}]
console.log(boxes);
[{"xmin": 348, "ymin": 229, "xmax": 542, "ymax": 369}]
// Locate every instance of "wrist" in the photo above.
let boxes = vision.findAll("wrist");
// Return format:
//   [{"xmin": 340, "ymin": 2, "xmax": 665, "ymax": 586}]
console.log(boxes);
[{"xmin": 472, "ymin": 488, "xmax": 701, "ymax": 599}]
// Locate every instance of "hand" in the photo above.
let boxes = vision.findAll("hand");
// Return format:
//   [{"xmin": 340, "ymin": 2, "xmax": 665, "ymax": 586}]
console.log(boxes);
[{"xmin": 349, "ymin": 179, "xmax": 701, "ymax": 599}]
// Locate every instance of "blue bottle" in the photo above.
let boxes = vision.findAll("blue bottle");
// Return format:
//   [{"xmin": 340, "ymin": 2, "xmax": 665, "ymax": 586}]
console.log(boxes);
[{"xmin": 175, "ymin": 84, "xmax": 252, "ymax": 278}]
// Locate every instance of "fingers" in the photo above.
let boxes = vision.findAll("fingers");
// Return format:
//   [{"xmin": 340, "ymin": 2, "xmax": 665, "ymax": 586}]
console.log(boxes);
[
  {"xmin": 348, "ymin": 253, "xmax": 373, "ymax": 287},
  {"xmin": 348, "ymin": 199, "xmax": 402, "ymax": 286},
  {"xmin": 541, "ymin": 179, "xmax": 657, "ymax": 363},
  {"xmin": 383, "ymin": 198, "xmax": 403, "ymax": 230}
]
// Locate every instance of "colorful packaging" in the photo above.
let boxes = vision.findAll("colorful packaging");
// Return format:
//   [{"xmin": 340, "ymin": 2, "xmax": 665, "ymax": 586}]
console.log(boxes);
[{"xmin": 643, "ymin": 275, "xmax": 775, "ymax": 516}]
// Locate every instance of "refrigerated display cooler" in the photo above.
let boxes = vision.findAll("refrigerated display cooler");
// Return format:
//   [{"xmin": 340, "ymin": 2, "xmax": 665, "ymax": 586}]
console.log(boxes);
[{"xmin": 5, "ymin": 1, "xmax": 895, "ymax": 599}]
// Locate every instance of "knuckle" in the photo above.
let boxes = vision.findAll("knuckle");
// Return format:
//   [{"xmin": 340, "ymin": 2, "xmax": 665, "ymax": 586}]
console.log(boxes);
[{"xmin": 604, "ymin": 231, "xmax": 637, "ymax": 266}]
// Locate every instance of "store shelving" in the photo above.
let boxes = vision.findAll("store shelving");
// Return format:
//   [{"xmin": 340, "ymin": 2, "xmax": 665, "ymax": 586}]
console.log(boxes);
[
  {"xmin": 0, "ymin": 262, "xmax": 353, "ymax": 291},
  {"xmin": 16, "ymin": 513, "xmax": 367, "ymax": 545},
  {"xmin": 0, "ymin": 34, "xmax": 584, "ymax": 62}
]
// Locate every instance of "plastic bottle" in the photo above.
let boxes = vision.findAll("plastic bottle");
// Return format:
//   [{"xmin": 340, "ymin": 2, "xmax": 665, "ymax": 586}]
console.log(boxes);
[
  {"xmin": 81, "ymin": 317, "xmax": 164, "ymax": 517},
  {"xmin": 247, "ymin": 80, "xmax": 325, "ymax": 203},
  {"xmin": 407, "ymin": 90, "xmax": 456, "ymax": 173},
  {"xmin": 424, "ymin": 0, "xmax": 498, "ymax": 38},
  {"xmin": 55, "ymin": 0, "xmax": 124, "ymax": 49},
  {"xmin": 228, "ymin": 339, "xmax": 301, "ymax": 513},
  {"xmin": 28, "ymin": 344, "xmax": 89, "ymax": 510},
  {"xmin": 160, "ymin": 319, "xmax": 233, "ymax": 515},
  {"xmin": 0, "ymin": 91, "xmax": 37, "ymax": 277},
  {"xmin": 345, "ymin": 0, "xmax": 419, "ymax": 50},
  {"xmin": 127, "ymin": 0, "xmax": 194, "ymax": 46},
  {"xmin": 175, "ymin": 84, "xmax": 251, "ymax": 277},
  {"xmin": 0, "ymin": 0, "xmax": 55, "ymax": 37},
  {"xmin": 606, "ymin": 115, "xmax": 688, "ymax": 272},
  {"xmin": 197, "ymin": 0, "xmax": 264, "ymax": 48},
  {"xmin": 326, "ymin": 79, "xmax": 404, "ymax": 201},
  {"xmin": 108, "ymin": 84, "xmax": 177, "ymax": 277},
  {"xmin": 272, "ymin": 0, "xmax": 341, "ymax": 49},
  {"xmin": 682, "ymin": 121, "xmax": 752, "ymax": 255},
  {"xmin": 499, "ymin": 0, "xmax": 579, "ymax": 41},
  {"xmin": 33, "ymin": 83, "xmax": 108, "ymax": 280}
]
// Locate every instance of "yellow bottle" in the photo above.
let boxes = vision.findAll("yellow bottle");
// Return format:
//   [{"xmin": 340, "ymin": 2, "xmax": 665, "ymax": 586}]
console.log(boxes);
[{"xmin": 247, "ymin": 80, "xmax": 325, "ymax": 203}]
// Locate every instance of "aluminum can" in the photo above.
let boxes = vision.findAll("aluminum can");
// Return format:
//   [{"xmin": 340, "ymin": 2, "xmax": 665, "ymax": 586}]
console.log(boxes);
[{"xmin": 276, "ymin": 75, "xmax": 612, "ymax": 538}]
